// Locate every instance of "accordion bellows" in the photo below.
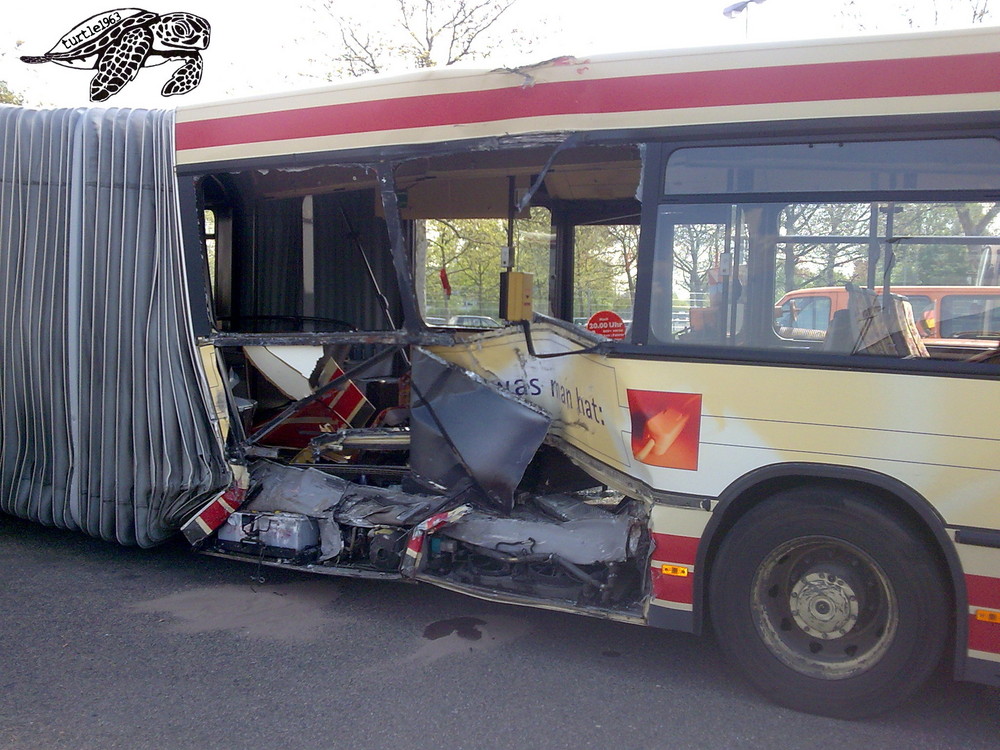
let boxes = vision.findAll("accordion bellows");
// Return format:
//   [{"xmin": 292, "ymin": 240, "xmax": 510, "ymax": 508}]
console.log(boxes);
[{"xmin": 0, "ymin": 106, "xmax": 229, "ymax": 546}]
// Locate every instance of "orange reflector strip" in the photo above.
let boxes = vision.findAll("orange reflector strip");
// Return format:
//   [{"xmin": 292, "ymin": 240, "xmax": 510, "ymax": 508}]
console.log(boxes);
[
  {"xmin": 975, "ymin": 609, "xmax": 1000, "ymax": 624},
  {"xmin": 661, "ymin": 564, "xmax": 690, "ymax": 577}
]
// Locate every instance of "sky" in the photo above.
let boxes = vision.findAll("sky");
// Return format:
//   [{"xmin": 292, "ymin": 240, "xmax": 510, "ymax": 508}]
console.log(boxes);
[{"xmin": 1, "ymin": 0, "xmax": 995, "ymax": 109}]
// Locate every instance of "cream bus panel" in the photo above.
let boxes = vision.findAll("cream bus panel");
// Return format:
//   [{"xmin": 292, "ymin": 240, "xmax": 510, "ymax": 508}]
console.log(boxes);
[{"xmin": 435, "ymin": 322, "xmax": 1000, "ymax": 529}]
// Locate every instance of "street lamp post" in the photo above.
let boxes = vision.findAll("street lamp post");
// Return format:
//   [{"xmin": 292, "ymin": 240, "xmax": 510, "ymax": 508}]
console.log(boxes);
[{"xmin": 723, "ymin": 0, "xmax": 767, "ymax": 38}]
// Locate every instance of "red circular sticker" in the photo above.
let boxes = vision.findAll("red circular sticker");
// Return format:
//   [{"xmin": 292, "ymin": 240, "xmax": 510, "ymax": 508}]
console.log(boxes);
[{"xmin": 586, "ymin": 310, "xmax": 626, "ymax": 340}]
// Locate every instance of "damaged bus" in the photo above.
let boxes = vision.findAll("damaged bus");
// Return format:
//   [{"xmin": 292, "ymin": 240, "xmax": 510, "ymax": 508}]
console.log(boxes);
[{"xmin": 4, "ymin": 26, "xmax": 1000, "ymax": 719}]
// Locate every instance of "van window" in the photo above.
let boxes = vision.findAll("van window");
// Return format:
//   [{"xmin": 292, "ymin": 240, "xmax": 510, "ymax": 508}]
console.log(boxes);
[
  {"xmin": 776, "ymin": 295, "xmax": 832, "ymax": 334},
  {"xmin": 939, "ymin": 294, "xmax": 1000, "ymax": 338}
]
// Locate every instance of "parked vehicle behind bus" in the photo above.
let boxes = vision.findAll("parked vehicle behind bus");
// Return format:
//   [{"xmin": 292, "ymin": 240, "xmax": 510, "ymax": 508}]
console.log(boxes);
[{"xmin": 775, "ymin": 285, "xmax": 1000, "ymax": 344}]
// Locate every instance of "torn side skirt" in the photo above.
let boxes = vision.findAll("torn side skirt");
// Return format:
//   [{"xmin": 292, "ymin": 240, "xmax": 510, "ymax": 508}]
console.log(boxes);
[{"xmin": 440, "ymin": 510, "xmax": 633, "ymax": 566}]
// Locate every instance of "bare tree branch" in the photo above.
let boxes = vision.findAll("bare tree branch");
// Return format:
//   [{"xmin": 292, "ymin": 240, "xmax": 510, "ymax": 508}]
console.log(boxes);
[{"xmin": 309, "ymin": 0, "xmax": 529, "ymax": 80}]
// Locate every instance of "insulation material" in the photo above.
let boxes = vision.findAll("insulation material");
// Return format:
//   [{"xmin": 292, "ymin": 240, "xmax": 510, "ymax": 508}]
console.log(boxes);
[{"xmin": 0, "ymin": 107, "xmax": 230, "ymax": 546}]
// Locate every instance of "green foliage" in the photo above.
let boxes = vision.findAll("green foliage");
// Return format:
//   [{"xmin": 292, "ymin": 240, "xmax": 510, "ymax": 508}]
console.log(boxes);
[
  {"xmin": 574, "ymin": 224, "xmax": 638, "ymax": 318},
  {"xmin": 0, "ymin": 81, "xmax": 24, "ymax": 106},
  {"xmin": 423, "ymin": 210, "xmax": 550, "ymax": 318},
  {"xmin": 421, "ymin": 211, "xmax": 638, "ymax": 321},
  {"xmin": 776, "ymin": 201, "xmax": 1000, "ymax": 294}
]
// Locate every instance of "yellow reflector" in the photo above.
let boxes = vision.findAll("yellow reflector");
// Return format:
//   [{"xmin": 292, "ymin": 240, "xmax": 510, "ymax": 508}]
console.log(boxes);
[
  {"xmin": 975, "ymin": 609, "xmax": 1000, "ymax": 624},
  {"xmin": 661, "ymin": 564, "xmax": 689, "ymax": 577}
]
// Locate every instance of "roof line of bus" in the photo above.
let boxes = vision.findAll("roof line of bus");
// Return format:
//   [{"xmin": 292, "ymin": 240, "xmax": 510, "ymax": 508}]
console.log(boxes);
[{"xmin": 174, "ymin": 25, "xmax": 1000, "ymax": 168}]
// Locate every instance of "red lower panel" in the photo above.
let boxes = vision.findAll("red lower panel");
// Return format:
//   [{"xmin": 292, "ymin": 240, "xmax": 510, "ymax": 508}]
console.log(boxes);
[
  {"xmin": 651, "ymin": 532, "xmax": 700, "ymax": 566},
  {"xmin": 651, "ymin": 567, "xmax": 694, "ymax": 605},
  {"xmin": 966, "ymin": 573, "xmax": 1000, "ymax": 610},
  {"xmin": 968, "ymin": 614, "xmax": 1000, "ymax": 655}
]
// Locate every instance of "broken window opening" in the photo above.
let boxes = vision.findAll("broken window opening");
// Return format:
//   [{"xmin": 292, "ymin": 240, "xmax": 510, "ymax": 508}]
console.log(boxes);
[{"xmin": 191, "ymin": 137, "xmax": 655, "ymax": 617}]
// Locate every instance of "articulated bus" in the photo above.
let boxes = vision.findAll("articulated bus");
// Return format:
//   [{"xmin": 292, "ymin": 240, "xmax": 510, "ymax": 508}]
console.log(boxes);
[{"xmin": 4, "ymin": 27, "xmax": 1000, "ymax": 718}]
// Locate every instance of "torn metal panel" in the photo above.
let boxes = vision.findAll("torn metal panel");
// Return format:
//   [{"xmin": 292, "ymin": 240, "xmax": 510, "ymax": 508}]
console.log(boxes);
[
  {"xmin": 246, "ymin": 461, "xmax": 351, "ymax": 516},
  {"xmin": 530, "ymin": 492, "xmax": 623, "ymax": 522},
  {"xmin": 243, "ymin": 345, "xmax": 325, "ymax": 400},
  {"xmin": 182, "ymin": 465, "xmax": 250, "ymax": 545},
  {"xmin": 409, "ymin": 348, "xmax": 550, "ymax": 513},
  {"xmin": 334, "ymin": 486, "xmax": 440, "ymax": 528},
  {"xmin": 441, "ymin": 510, "xmax": 633, "ymax": 566},
  {"xmin": 243, "ymin": 462, "xmax": 350, "ymax": 561},
  {"xmin": 311, "ymin": 427, "xmax": 410, "ymax": 455}
]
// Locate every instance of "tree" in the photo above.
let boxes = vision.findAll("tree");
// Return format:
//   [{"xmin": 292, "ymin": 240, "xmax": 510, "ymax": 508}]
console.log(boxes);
[
  {"xmin": 840, "ymin": 0, "xmax": 991, "ymax": 31},
  {"xmin": 310, "ymin": 0, "xmax": 532, "ymax": 79},
  {"xmin": 0, "ymin": 81, "xmax": 24, "ymax": 105}
]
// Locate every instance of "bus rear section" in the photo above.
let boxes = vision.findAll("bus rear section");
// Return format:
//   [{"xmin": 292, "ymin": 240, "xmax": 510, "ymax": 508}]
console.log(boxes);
[{"xmin": 4, "ymin": 27, "xmax": 1000, "ymax": 719}]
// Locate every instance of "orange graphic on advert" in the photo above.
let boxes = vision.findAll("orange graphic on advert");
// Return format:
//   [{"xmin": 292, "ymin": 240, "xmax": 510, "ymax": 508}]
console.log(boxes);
[{"xmin": 627, "ymin": 390, "xmax": 702, "ymax": 470}]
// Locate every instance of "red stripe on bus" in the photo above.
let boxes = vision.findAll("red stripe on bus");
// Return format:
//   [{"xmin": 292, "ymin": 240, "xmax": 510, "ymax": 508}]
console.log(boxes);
[
  {"xmin": 197, "ymin": 499, "xmax": 230, "ymax": 531},
  {"xmin": 176, "ymin": 52, "xmax": 1000, "ymax": 152},
  {"xmin": 651, "ymin": 567, "xmax": 694, "ymax": 605},
  {"xmin": 651, "ymin": 532, "xmax": 699, "ymax": 565},
  {"xmin": 966, "ymin": 574, "xmax": 1000, "ymax": 610},
  {"xmin": 968, "ymin": 614, "xmax": 1000, "ymax": 654}
]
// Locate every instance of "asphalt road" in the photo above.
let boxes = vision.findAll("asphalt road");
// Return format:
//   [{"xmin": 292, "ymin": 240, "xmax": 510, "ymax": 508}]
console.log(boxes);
[{"xmin": 2, "ymin": 512, "xmax": 998, "ymax": 750}]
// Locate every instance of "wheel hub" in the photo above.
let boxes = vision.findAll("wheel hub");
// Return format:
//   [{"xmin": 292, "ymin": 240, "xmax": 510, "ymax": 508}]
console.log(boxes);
[{"xmin": 789, "ymin": 571, "xmax": 859, "ymax": 639}]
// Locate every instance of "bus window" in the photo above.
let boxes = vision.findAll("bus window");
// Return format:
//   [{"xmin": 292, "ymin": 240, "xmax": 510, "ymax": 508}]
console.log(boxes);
[
  {"xmin": 574, "ymin": 223, "xmax": 639, "ymax": 330},
  {"xmin": 650, "ymin": 203, "xmax": 773, "ymax": 347}
]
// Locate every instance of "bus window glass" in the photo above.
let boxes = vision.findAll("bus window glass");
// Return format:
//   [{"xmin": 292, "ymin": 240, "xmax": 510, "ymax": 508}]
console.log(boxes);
[
  {"xmin": 652, "ymin": 198, "xmax": 1000, "ymax": 353},
  {"xmin": 665, "ymin": 139, "xmax": 1000, "ymax": 195},
  {"xmin": 574, "ymin": 224, "xmax": 639, "ymax": 329},
  {"xmin": 650, "ymin": 204, "xmax": 761, "ymax": 346}
]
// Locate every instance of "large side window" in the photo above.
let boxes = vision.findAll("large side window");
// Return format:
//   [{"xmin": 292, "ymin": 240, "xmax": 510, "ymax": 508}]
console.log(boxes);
[{"xmin": 649, "ymin": 137, "xmax": 1000, "ymax": 359}]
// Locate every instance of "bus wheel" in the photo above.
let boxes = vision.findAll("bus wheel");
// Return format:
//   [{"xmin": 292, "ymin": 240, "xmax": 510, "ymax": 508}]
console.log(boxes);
[{"xmin": 709, "ymin": 488, "xmax": 948, "ymax": 718}]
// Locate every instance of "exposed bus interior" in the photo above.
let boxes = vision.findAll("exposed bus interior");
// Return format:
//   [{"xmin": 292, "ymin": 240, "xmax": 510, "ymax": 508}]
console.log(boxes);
[{"xmin": 193, "ymin": 139, "xmax": 651, "ymax": 619}]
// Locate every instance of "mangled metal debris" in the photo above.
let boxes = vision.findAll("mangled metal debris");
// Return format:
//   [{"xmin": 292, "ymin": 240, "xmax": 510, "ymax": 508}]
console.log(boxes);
[
  {"xmin": 204, "ymin": 347, "xmax": 649, "ymax": 617},
  {"xmin": 408, "ymin": 348, "xmax": 551, "ymax": 512}
]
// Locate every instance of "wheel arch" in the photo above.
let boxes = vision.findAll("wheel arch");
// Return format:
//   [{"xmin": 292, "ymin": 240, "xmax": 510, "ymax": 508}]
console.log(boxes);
[{"xmin": 691, "ymin": 462, "xmax": 966, "ymax": 669}]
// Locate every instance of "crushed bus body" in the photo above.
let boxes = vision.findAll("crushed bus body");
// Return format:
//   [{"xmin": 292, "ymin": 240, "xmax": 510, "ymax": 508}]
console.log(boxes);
[{"xmin": 3, "ymin": 26, "xmax": 1000, "ymax": 719}]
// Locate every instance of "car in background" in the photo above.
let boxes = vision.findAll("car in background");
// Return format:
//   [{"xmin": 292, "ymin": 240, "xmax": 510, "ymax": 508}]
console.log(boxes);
[{"xmin": 446, "ymin": 315, "xmax": 502, "ymax": 328}]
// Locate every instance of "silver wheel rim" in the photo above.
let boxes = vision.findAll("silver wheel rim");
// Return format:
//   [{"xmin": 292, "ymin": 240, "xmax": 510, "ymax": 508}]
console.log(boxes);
[{"xmin": 751, "ymin": 535, "xmax": 898, "ymax": 680}]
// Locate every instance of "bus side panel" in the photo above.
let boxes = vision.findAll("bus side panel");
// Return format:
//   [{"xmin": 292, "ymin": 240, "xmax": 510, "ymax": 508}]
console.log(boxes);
[
  {"xmin": 435, "ymin": 322, "xmax": 1000, "ymax": 683},
  {"xmin": 956, "ymin": 538, "xmax": 1000, "ymax": 687},
  {"xmin": 646, "ymin": 504, "xmax": 711, "ymax": 633}
]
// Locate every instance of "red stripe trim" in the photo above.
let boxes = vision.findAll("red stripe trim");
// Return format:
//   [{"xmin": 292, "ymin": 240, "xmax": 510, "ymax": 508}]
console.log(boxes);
[
  {"xmin": 967, "ymin": 574, "xmax": 1000, "ymax": 610},
  {"xmin": 197, "ymin": 500, "xmax": 231, "ymax": 532},
  {"xmin": 969, "ymin": 613, "xmax": 1000, "ymax": 654},
  {"xmin": 651, "ymin": 532, "xmax": 700, "ymax": 566},
  {"xmin": 651, "ymin": 567, "xmax": 694, "ymax": 605},
  {"xmin": 177, "ymin": 52, "xmax": 1000, "ymax": 152}
]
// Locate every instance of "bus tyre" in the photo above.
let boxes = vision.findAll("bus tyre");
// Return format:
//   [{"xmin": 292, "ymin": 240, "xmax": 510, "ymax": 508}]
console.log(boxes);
[{"xmin": 709, "ymin": 488, "xmax": 948, "ymax": 719}]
